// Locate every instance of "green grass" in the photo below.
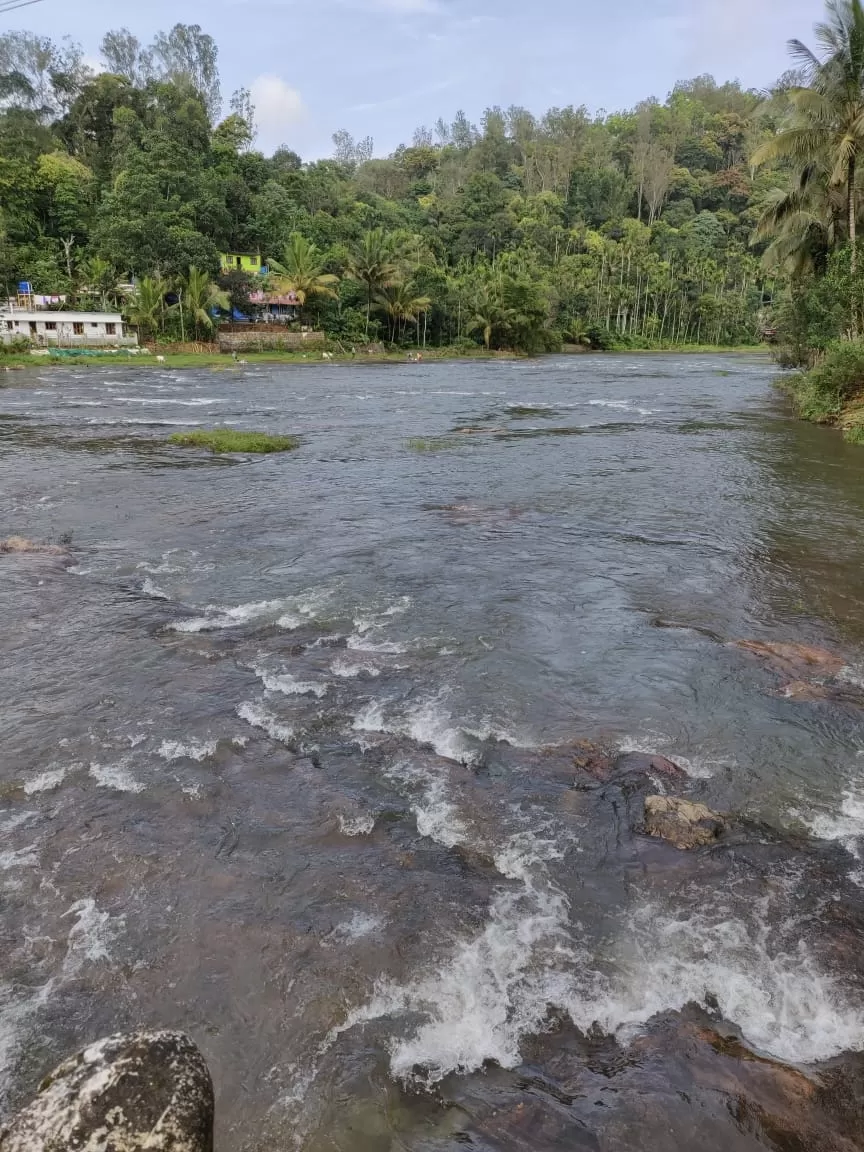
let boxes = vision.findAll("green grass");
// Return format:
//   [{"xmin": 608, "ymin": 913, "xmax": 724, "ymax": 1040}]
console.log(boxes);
[
  {"xmin": 0, "ymin": 342, "xmax": 770, "ymax": 375},
  {"xmin": 169, "ymin": 429, "xmax": 299, "ymax": 454},
  {"xmin": 405, "ymin": 436, "xmax": 464, "ymax": 452}
]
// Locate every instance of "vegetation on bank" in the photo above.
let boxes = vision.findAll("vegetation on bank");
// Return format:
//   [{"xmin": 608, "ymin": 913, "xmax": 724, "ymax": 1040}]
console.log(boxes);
[
  {"xmin": 781, "ymin": 340, "xmax": 864, "ymax": 440},
  {"xmin": 760, "ymin": 0, "xmax": 864, "ymax": 442},
  {"xmin": 0, "ymin": 19, "xmax": 789, "ymax": 357},
  {"xmin": 5, "ymin": 1, "xmax": 864, "ymax": 382},
  {"xmin": 168, "ymin": 429, "xmax": 299, "ymax": 453}
]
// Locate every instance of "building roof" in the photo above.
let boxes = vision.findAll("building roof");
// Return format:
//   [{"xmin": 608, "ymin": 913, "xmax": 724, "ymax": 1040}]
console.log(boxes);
[{"xmin": 1, "ymin": 311, "xmax": 123, "ymax": 322}]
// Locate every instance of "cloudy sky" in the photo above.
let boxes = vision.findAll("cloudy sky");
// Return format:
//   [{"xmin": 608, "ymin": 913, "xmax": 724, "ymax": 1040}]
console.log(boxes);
[{"xmin": 6, "ymin": 0, "xmax": 825, "ymax": 157}]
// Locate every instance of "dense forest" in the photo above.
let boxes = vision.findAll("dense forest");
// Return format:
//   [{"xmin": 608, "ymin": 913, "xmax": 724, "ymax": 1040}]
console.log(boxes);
[{"xmin": 0, "ymin": 4, "xmax": 862, "ymax": 358}]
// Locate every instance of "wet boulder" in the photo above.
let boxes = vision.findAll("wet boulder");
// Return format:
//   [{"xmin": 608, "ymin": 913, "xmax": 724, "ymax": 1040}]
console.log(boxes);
[
  {"xmin": 734, "ymin": 640, "xmax": 864, "ymax": 707},
  {"xmin": 642, "ymin": 795, "xmax": 725, "ymax": 849},
  {"xmin": 0, "ymin": 1030, "xmax": 214, "ymax": 1152},
  {"xmin": 734, "ymin": 639, "xmax": 845, "ymax": 678},
  {"xmin": 0, "ymin": 536, "xmax": 69, "ymax": 557},
  {"xmin": 572, "ymin": 744, "xmax": 689, "ymax": 791}
]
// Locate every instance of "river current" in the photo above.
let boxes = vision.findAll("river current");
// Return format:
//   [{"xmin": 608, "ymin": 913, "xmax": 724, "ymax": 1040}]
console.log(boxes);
[{"xmin": 3, "ymin": 354, "xmax": 864, "ymax": 1149}]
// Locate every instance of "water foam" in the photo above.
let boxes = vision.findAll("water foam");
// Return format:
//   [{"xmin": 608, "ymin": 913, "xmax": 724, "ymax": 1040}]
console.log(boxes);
[
  {"xmin": 237, "ymin": 700, "xmax": 294, "ymax": 744},
  {"xmin": 587, "ymin": 398, "xmax": 654, "ymax": 416},
  {"xmin": 331, "ymin": 770, "xmax": 864, "ymax": 1086},
  {"xmin": 158, "ymin": 738, "xmax": 218, "ymax": 763},
  {"xmin": 171, "ymin": 599, "xmax": 291, "ymax": 633},
  {"xmin": 330, "ymin": 656, "xmax": 381, "ymax": 679},
  {"xmin": 0, "ymin": 898, "xmax": 121, "ymax": 1105},
  {"xmin": 346, "ymin": 635, "xmax": 409, "ymax": 654},
  {"xmin": 617, "ymin": 733, "xmax": 724, "ymax": 779},
  {"xmin": 338, "ymin": 813, "xmax": 376, "ymax": 836},
  {"xmin": 353, "ymin": 696, "xmax": 477, "ymax": 764},
  {"xmin": 141, "ymin": 576, "xmax": 169, "ymax": 600},
  {"xmin": 587, "ymin": 901, "xmax": 864, "ymax": 1065},
  {"xmin": 254, "ymin": 663, "xmax": 328, "ymax": 698},
  {"xmin": 794, "ymin": 786, "xmax": 864, "ymax": 883},
  {"xmin": 88, "ymin": 760, "xmax": 145, "ymax": 793},
  {"xmin": 23, "ymin": 765, "xmax": 69, "ymax": 794},
  {"xmin": 326, "ymin": 911, "xmax": 384, "ymax": 945},
  {"xmin": 335, "ymin": 826, "xmax": 574, "ymax": 1084}
]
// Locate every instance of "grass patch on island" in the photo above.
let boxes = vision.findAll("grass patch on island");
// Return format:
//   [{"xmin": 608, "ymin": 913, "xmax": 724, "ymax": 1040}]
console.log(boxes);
[{"xmin": 169, "ymin": 429, "xmax": 299, "ymax": 454}]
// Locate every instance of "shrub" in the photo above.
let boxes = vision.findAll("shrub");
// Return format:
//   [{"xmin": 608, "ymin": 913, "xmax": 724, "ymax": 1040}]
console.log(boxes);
[
  {"xmin": 793, "ymin": 340, "xmax": 864, "ymax": 420},
  {"xmin": 0, "ymin": 336, "xmax": 31, "ymax": 355},
  {"xmin": 169, "ymin": 429, "xmax": 299, "ymax": 453},
  {"xmin": 585, "ymin": 324, "xmax": 615, "ymax": 351}
]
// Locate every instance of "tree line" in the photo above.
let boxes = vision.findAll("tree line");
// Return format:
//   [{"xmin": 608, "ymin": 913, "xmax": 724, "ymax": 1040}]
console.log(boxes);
[{"xmin": 0, "ymin": 14, "xmax": 853, "ymax": 352}]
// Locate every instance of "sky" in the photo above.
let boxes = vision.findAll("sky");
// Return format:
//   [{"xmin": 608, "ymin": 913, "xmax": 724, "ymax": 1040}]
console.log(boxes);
[{"xmin": 4, "ymin": 0, "xmax": 826, "ymax": 158}]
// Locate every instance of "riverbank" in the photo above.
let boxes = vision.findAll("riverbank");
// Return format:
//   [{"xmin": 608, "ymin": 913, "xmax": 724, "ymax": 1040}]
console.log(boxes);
[
  {"xmin": 0, "ymin": 343, "xmax": 765, "ymax": 372},
  {"xmin": 777, "ymin": 340, "xmax": 864, "ymax": 443}
]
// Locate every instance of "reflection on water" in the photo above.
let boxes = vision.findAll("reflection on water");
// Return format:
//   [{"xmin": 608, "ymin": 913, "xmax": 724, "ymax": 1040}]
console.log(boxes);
[{"xmin": 3, "ymin": 354, "xmax": 864, "ymax": 1149}]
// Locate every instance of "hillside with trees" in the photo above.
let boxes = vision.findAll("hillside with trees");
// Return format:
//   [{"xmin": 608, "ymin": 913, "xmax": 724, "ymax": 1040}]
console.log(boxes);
[{"xmin": 0, "ymin": 7, "xmax": 860, "ymax": 359}]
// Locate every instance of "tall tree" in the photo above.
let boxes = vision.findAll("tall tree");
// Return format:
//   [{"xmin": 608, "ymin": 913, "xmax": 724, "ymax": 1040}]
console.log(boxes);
[
  {"xmin": 99, "ymin": 29, "xmax": 153, "ymax": 86},
  {"xmin": 177, "ymin": 265, "xmax": 230, "ymax": 339},
  {"xmin": 269, "ymin": 232, "xmax": 338, "ymax": 305},
  {"xmin": 150, "ymin": 24, "xmax": 221, "ymax": 121},
  {"xmin": 346, "ymin": 229, "xmax": 398, "ymax": 337},
  {"xmin": 374, "ymin": 281, "xmax": 431, "ymax": 342},
  {"xmin": 753, "ymin": 0, "xmax": 864, "ymax": 274}
]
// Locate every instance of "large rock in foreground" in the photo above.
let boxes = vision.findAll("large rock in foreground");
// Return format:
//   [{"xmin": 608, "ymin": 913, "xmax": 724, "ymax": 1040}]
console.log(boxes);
[
  {"xmin": 0, "ymin": 1030, "xmax": 213, "ymax": 1152},
  {"xmin": 643, "ymin": 795, "xmax": 725, "ymax": 849}
]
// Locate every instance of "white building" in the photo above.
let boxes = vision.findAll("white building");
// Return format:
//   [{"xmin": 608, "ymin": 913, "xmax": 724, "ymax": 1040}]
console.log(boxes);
[{"xmin": 0, "ymin": 311, "xmax": 137, "ymax": 347}]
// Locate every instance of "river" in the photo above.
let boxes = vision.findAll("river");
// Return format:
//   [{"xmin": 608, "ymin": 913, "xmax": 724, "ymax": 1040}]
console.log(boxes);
[{"xmin": 3, "ymin": 353, "xmax": 864, "ymax": 1150}]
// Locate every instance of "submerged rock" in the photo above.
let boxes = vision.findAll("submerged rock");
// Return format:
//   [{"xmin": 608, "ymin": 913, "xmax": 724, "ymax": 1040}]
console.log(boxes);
[
  {"xmin": 734, "ymin": 639, "xmax": 846, "ymax": 682},
  {"xmin": 734, "ymin": 639, "xmax": 864, "ymax": 707},
  {"xmin": 0, "ymin": 536, "xmax": 68, "ymax": 557},
  {"xmin": 643, "ymin": 795, "xmax": 725, "ymax": 849},
  {"xmin": 571, "ymin": 743, "xmax": 689, "ymax": 790},
  {"xmin": 0, "ymin": 1030, "xmax": 213, "ymax": 1152}
]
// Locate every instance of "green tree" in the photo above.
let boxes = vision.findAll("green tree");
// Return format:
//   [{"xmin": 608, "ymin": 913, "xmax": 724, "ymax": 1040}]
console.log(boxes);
[
  {"xmin": 753, "ymin": 0, "xmax": 864, "ymax": 274},
  {"xmin": 269, "ymin": 232, "xmax": 339, "ymax": 304},
  {"xmin": 177, "ymin": 265, "xmax": 230, "ymax": 339},
  {"xmin": 346, "ymin": 228, "xmax": 397, "ymax": 337},
  {"xmin": 374, "ymin": 281, "xmax": 431, "ymax": 342},
  {"xmin": 125, "ymin": 275, "xmax": 167, "ymax": 338}
]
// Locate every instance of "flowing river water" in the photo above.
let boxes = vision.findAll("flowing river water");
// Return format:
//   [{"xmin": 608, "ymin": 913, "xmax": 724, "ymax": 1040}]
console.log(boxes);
[{"xmin": 3, "ymin": 353, "xmax": 864, "ymax": 1150}]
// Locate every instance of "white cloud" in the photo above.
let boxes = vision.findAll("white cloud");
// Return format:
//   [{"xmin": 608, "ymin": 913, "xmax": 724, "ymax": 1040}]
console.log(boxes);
[{"xmin": 249, "ymin": 74, "xmax": 307, "ymax": 152}]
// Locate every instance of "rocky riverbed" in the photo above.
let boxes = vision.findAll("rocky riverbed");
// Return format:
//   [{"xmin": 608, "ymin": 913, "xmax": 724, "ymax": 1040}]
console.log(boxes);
[{"xmin": 3, "ymin": 354, "xmax": 864, "ymax": 1150}]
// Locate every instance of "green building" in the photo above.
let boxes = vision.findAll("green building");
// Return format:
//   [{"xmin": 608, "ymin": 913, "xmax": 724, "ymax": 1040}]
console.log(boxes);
[{"xmin": 219, "ymin": 252, "xmax": 267, "ymax": 275}]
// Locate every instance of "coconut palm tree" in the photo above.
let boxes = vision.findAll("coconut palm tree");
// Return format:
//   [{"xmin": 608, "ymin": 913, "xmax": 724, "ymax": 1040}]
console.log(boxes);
[
  {"xmin": 80, "ymin": 256, "xmax": 120, "ymax": 310},
  {"xmin": 346, "ymin": 229, "xmax": 398, "ymax": 338},
  {"xmin": 268, "ymin": 233, "xmax": 339, "ymax": 305},
  {"xmin": 752, "ymin": 164, "xmax": 842, "ymax": 275},
  {"xmin": 752, "ymin": 0, "xmax": 864, "ymax": 274},
  {"xmin": 125, "ymin": 276, "xmax": 166, "ymax": 339},
  {"xmin": 178, "ymin": 266, "xmax": 230, "ymax": 340},
  {"xmin": 467, "ymin": 285, "xmax": 515, "ymax": 350},
  {"xmin": 373, "ymin": 282, "xmax": 431, "ymax": 343}
]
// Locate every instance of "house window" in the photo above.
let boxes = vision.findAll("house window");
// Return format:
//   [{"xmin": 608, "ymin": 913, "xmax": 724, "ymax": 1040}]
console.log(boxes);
[
  {"xmin": 73, "ymin": 322, "xmax": 84, "ymax": 335},
  {"xmin": 105, "ymin": 323, "xmax": 116, "ymax": 335},
  {"xmin": 45, "ymin": 322, "xmax": 56, "ymax": 331},
  {"xmin": 29, "ymin": 322, "xmax": 37, "ymax": 334},
  {"xmin": 5, "ymin": 321, "xmax": 11, "ymax": 330}
]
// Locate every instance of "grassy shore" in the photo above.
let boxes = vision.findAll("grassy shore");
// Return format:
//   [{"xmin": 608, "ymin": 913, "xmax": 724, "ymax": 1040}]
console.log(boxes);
[{"xmin": 0, "ymin": 343, "xmax": 766, "ymax": 372}]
